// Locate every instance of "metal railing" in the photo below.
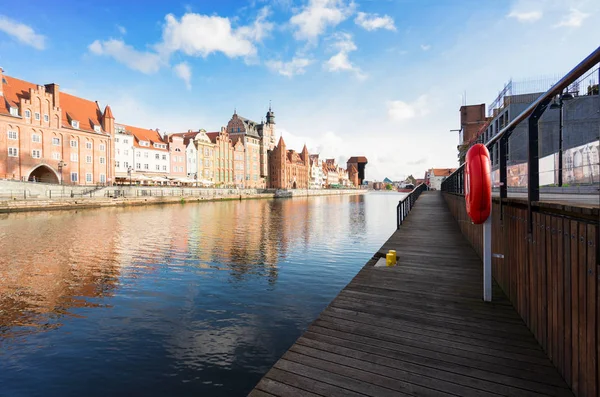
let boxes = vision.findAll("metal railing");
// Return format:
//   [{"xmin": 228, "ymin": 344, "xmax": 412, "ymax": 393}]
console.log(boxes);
[
  {"xmin": 442, "ymin": 45, "xmax": 600, "ymax": 232},
  {"xmin": 396, "ymin": 183, "xmax": 427, "ymax": 229}
]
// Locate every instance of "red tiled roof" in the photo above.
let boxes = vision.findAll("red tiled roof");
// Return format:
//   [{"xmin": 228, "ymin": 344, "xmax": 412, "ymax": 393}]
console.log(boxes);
[
  {"xmin": 431, "ymin": 168, "xmax": 456, "ymax": 177},
  {"xmin": 1, "ymin": 75, "xmax": 37, "ymax": 114},
  {"xmin": 61, "ymin": 92, "xmax": 104, "ymax": 133},
  {"xmin": 347, "ymin": 156, "xmax": 368, "ymax": 163},
  {"xmin": 205, "ymin": 132, "xmax": 220, "ymax": 144},
  {"xmin": 122, "ymin": 124, "xmax": 167, "ymax": 151}
]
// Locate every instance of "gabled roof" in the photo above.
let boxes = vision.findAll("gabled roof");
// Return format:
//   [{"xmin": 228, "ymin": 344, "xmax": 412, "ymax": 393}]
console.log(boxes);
[
  {"xmin": 205, "ymin": 132, "xmax": 220, "ymax": 144},
  {"xmin": 431, "ymin": 168, "xmax": 456, "ymax": 177},
  {"xmin": 347, "ymin": 156, "xmax": 368, "ymax": 163},
  {"xmin": 122, "ymin": 124, "xmax": 167, "ymax": 151},
  {"xmin": 61, "ymin": 92, "xmax": 105, "ymax": 134},
  {"xmin": 1, "ymin": 75, "xmax": 36, "ymax": 114}
]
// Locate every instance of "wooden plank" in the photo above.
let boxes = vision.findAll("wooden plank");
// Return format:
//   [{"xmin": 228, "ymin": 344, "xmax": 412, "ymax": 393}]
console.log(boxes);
[
  {"xmin": 547, "ymin": 214, "xmax": 553, "ymax": 361},
  {"xmin": 586, "ymin": 224, "xmax": 597, "ymax": 397},
  {"xmin": 556, "ymin": 216, "xmax": 565, "ymax": 379},
  {"xmin": 552, "ymin": 216, "xmax": 559, "ymax": 368},
  {"xmin": 571, "ymin": 219, "xmax": 580, "ymax": 395},
  {"xmin": 564, "ymin": 220, "xmax": 572, "ymax": 386},
  {"xmin": 249, "ymin": 192, "xmax": 574, "ymax": 397},
  {"xmin": 579, "ymin": 222, "xmax": 587, "ymax": 396}
]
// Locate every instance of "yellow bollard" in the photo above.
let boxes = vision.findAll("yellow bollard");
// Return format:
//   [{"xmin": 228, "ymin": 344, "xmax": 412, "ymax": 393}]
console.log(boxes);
[
  {"xmin": 388, "ymin": 250, "xmax": 397, "ymax": 265},
  {"xmin": 386, "ymin": 252, "xmax": 395, "ymax": 267}
]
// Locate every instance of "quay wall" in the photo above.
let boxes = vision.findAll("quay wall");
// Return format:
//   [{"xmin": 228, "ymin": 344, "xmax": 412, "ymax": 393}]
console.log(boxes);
[{"xmin": 0, "ymin": 181, "xmax": 365, "ymax": 213}]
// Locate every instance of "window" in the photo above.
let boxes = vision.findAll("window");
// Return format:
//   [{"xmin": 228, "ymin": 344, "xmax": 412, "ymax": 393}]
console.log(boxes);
[
  {"xmin": 124, "ymin": 150, "xmax": 129, "ymax": 155},
  {"xmin": 86, "ymin": 155, "xmax": 92, "ymax": 164},
  {"xmin": 71, "ymin": 120, "xmax": 79, "ymax": 129},
  {"xmin": 115, "ymin": 138, "xmax": 119, "ymax": 143},
  {"xmin": 144, "ymin": 164, "xmax": 149, "ymax": 170},
  {"xmin": 70, "ymin": 140, "xmax": 78, "ymax": 148},
  {"xmin": 52, "ymin": 152, "xmax": 60, "ymax": 160},
  {"xmin": 32, "ymin": 134, "xmax": 41, "ymax": 143},
  {"xmin": 180, "ymin": 166, "xmax": 184, "ymax": 172},
  {"xmin": 52, "ymin": 137, "xmax": 60, "ymax": 145},
  {"xmin": 156, "ymin": 165, "xmax": 160, "ymax": 171},
  {"xmin": 155, "ymin": 154, "xmax": 160, "ymax": 159},
  {"xmin": 70, "ymin": 153, "xmax": 78, "ymax": 162},
  {"xmin": 100, "ymin": 157, "xmax": 105, "ymax": 164},
  {"xmin": 35, "ymin": 112, "xmax": 40, "ymax": 120},
  {"xmin": 123, "ymin": 139, "xmax": 129, "ymax": 144},
  {"xmin": 115, "ymin": 161, "xmax": 120, "ymax": 168},
  {"xmin": 25, "ymin": 110, "xmax": 31, "ymax": 118},
  {"xmin": 162, "ymin": 165, "xmax": 167, "ymax": 171},
  {"xmin": 32, "ymin": 150, "xmax": 41, "ymax": 159},
  {"xmin": 144, "ymin": 152, "xmax": 148, "ymax": 158},
  {"xmin": 86, "ymin": 173, "xmax": 93, "ymax": 183},
  {"xmin": 8, "ymin": 130, "xmax": 17, "ymax": 140},
  {"xmin": 94, "ymin": 125, "xmax": 101, "ymax": 133},
  {"xmin": 124, "ymin": 162, "xmax": 129, "ymax": 169},
  {"xmin": 136, "ymin": 152, "xmax": 141, "ymax": 157},
  {"xmin": 99, "ymin": 144, "xmax": 105, "ymax": 151},
  {"xmin": 44, "ymin": 114, "xmax": 49, "ymax": 122},
  {"xmin": 175, "ymin": 148, "xmax": 181, "ymax": 152},
  {"xmin": 161, "ymin": 155, "xmax": 166, "ymax": 160},
  {"xmin": 71, "ymin": 172, "xmax": 78, "ymax": 182},
  {"xmin": 116, "ymin": 148, "xmax": 120, "ymax": 155},
  {"xmin": 86, "ymin": 142, "xmax": 92, "ymax": 149},
  {"xmin": 8, "ymin": 147, "xmax": 18, "ymax": 157},
  {"xmin": 10, "ymin": 107, "xmax": 19, "ymax": 116},
  {"xmin": 100, "ymin": 174, "xmax": 106, "ymax": 183},
  {"xmin": 136, "ymin": 163, "xmax": 141, "ymax": 169}
]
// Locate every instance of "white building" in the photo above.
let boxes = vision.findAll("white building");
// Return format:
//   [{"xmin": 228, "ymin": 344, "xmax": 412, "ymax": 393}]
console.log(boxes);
[
  {"xmin": 186, "ymin": 137, "xmax": 198, "ymax": 179},
  {"xmin": 309, "ymin": 155, "xmax": 325, "ymax": 189},
  {"xmin": 427, "ymin": 168, "xmax": 456, "ymax": 190},
  {"xmin": 125, "ymin": 124, "xmax": 170, "ymax": 183},
  {"xmin": 114, "ymin": 124, "xmax": 135, "ymax": 184}
]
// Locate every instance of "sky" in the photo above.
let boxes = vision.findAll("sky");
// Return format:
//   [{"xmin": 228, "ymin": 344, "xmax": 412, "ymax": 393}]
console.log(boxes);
[{"xmin": 0, "ymin": 0, "xmax": 598, "ymax": 181}]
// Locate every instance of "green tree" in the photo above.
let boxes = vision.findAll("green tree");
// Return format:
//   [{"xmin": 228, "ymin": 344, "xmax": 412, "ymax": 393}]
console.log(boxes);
[{"xmin": 385, "ymin": 183, "xmax": 393, "ymax": 190}]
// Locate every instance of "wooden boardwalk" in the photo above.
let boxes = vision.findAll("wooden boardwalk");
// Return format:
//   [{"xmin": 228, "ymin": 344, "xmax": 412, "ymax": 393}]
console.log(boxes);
[{"xmin": 249, "ymin": 191, "xmax": 573, "ymax": 397}]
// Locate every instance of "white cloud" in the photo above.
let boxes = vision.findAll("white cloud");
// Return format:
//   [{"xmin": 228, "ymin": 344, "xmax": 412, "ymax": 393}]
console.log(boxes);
[
  {"xmin": 507, "ymin": 10, "xmax": 543, "ymax": 22},
  {"xmin": 554, "ymin": 8, "xmax": 589, "ymax": 28},
  {"xmin": 117, "ymin": 25, "xmax": 127, "ymax": 35},
  {"xmin": 0, "ymin": 15, "xmax": 46, "ymax": 50},
  {"xmin": 324, "ymin": 33, "xmax": 365, "ymax": 79},
  {"xmin": 354, "ymin": 12, "xmax": 396, "ymax": 31},
  {"xmin": 88, "ymin": 39, "xmax": 164, "ymax": 74},
  {"xmin": 173, "ymin": 62, "xmax": 192, "ymax": 89},
  {"xmin": 420, "ymin": 44, "xmax": 431, "ymax": 51},
  {"xmin": 237, "ymin": 7, "xmax": 274, "ymax": 42},
  {"xmin": 290, "ymin": 0, "xmax": 355, "ymax": 41},
  {"xmin": 387, "ymin": 95, "xmax": 430, "ymax": 122},
  {"xmin": 158, "ymin": 12, "xmax": 263, "ymax": 58},
  {"xmin": 266, "ymin": 57, "xmax": 312, "ymax": 77}
]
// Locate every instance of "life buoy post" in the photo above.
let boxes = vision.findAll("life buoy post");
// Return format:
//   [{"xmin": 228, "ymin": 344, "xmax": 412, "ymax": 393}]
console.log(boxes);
[{"xmin": 465, "ymin": 144, "xmax": 492, "ymax": 302}]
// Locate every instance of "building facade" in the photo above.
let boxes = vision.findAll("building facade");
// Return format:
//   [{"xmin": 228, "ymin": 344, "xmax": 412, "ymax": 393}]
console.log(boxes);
[
  {"xmin": 233, "ymin": 138, "xmax": 245, "ymax": 188},
  {"xmin": 309, "ymin": 154, "xmax": 325, "ymax": 189},
  {"xmin": 268, "ymin": 137, "xmax": 310, "ymax": 189},
  {"xmin": 207, "ymin": 128, "xmax": 234, "ymax": 186},
  {"xmin": 126, "ymin": 125, "xmax": 170, "ymax": 182},
  {"xmin": 194, "ymin": 130, "xmax": 215, "ymax": 183},
  {"xmin": 167, "ymin": 134, "xmax": 186, "ymax": 178},
  {"xmin": 114, "ymin": 124, "xmax": 135, "ymax": 183},
  {"xmin": 427, "ymin": 168, "xmax": 456, "ymax": 190},
  {"xmin": 0, "ymin": 70, "xmax": 114, "ymax": 185}
]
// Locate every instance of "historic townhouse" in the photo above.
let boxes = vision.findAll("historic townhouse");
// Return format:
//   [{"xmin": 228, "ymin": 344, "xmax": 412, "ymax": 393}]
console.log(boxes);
[
  {"xmin": 233, "ymin": 138, "xmax": 245, "ymax": 188},
  {"xmin": 125, "ymin": 124, "xmax": 169, "ymax": 182},
  {"xmin": 114, "ymin": 123, "xmax": 134, "ymax": 183},
  {"xmin": 193, "ymin": 129, "xmax": 215, "ymax": 183},
  {"xmin": 184, "ymin": 134, "xmax": 198, "ymax": 180},
  {"xmin": 268, "ymin": 136, "xmax": 310, "ymax": 189},
  {"xmin": 167, "ymin": 134, "xmax": 186, "ymax": 178},
  {"xmin": 324, "ymin": 159, "xmax": 339, "ymax": 187},
  {"xmin": 309, "ymin": 154, "xmax": 325, "ymax": 189},
  {"xmin": 0, "ymin": 69, "xmax": 113, "ymax": 185},
  {"xmin": 226, "ymin": 107, "xmax": 277, "ymax": 188},
  {"xmin": 207, "ymin": 128, "xmax": 234, "ymax": 186}
]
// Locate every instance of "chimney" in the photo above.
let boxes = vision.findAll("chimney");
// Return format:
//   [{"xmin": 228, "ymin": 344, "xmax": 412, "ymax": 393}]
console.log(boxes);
[
  {"xmin": 0, "ymin": 67, "xmax": 4, "ymax": 97},
  {"xmin": 44, "ymin": 83, "xmax": 60, "ymax": 108}
]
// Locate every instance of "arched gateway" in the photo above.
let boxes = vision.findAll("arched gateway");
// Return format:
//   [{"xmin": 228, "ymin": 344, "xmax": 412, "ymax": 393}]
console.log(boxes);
[{"xmin": 27, "ymin": 165, "xmax": 60, "ymax": 184}]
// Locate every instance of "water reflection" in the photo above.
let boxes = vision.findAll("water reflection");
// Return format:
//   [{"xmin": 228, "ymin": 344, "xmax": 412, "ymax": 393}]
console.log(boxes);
[{"xmin": 0, "ymin": 192, "xmax": 405, "ymax": 396}]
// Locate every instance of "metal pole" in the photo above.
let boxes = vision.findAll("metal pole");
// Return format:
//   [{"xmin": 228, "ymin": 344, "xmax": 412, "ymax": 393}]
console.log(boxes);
[
  {"xmin": 483, "ymin": 215, "xmax": 492, "ymax": 302},
  {"xmin": 558, "ymin": 96, "xmax": 563, "ymax": 187},
  {"xmin": 527, "ymin": 100, "xmax": 549, "ymax": 233},
  {"xmin": 499, "ymin": 135, "xmax": 508, "ymax": 199}
]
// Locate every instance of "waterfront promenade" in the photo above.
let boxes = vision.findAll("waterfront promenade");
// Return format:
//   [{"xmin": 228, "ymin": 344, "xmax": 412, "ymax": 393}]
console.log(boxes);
[{"xmin": 250, "ymin": 192, "xmax": 573, "ymax": 397}]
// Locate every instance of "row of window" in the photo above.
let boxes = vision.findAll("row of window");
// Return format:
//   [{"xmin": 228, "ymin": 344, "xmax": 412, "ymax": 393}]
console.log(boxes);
[
  {"xmin": 7, "ymin": 132, "xmax": 106, "ymax": 150},
  {"xmin": 114, "ymin": 137, "xmax": 130, "ymax": 144},
  {"xmin": 172, "ymin": 155, "xmax": 184, "ymax": 163},
  {"xmin": 134, "ymin": 151, "xmax": 167, "ymax": 160},
  {"xmin": 70, "ymin": 173, "xmax": 106, "ymax": 183},
  {"xmin": 134, "ymin": 163, "xmax": 168, "ymax": 171}
]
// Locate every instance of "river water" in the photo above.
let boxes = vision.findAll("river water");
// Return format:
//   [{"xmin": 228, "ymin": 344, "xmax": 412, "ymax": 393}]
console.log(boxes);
[{"xmin": 0, "ymin": 192, "xmax": 405, "ymax": 397}]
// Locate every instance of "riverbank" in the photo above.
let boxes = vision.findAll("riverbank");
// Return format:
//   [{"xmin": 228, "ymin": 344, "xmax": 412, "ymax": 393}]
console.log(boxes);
[{"xmin": 0, "ymin": 187, "xmax": 365, "ymax": 213}]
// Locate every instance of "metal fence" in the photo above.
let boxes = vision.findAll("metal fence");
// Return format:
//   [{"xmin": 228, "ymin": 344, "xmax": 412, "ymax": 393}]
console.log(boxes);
[{"xmin": 396, "ymin": 183, "xmax": 427, "ymax": 229}]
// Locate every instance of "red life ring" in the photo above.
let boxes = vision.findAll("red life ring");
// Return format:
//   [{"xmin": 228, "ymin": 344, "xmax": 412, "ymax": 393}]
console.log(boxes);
[{"xmin": 465, "ymin": 144, "xmax": 491, "ymax": 224}]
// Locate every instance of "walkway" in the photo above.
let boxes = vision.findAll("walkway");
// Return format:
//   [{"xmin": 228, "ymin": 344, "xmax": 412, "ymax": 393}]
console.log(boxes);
[{"xmin": 249, "ymin": 191, "xmax": 573, "ymax": 397}]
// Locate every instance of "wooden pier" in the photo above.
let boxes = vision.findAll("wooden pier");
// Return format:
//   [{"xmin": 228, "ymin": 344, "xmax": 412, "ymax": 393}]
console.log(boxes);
[{"xmin": 250, "ymin": 191, "xmax": 573, "ymax": 397}]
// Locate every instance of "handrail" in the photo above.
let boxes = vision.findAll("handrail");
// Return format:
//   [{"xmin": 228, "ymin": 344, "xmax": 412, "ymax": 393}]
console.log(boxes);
[
  {"xmin": 444, "ymin": 45, "xmax": 600, "ymax": 184},
  {"xmin": 396, "ymin": 183, "xmax": 428, "ymax": 229}
]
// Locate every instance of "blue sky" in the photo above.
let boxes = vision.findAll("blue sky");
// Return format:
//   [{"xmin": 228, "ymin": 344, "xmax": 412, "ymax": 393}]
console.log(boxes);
[{"xmin": 1, "ymin": 0, "xmax": 599, "ymax": 180}]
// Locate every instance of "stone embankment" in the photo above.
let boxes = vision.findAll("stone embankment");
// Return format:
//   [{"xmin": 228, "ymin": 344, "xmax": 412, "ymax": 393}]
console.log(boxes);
[{"xmin": 0, "ymin": 181, "xmax": 365, "ymax": 213}]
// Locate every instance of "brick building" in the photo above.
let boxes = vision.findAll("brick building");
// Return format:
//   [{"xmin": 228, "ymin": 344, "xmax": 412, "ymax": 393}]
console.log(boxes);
[
  {"xmin": 268, "ymin": 137, "xmax": 310, "ymax": 189},
  {"xmin": 207, "ymin": 127, "xmax": 234, "ymax": 186},
  {"xmin": 0, "ymin": 69, "xmax": 114, "ymax": 185},
  {"xmin": 346, "ymin": 156, "xmax": 368, "ymax": 186}
]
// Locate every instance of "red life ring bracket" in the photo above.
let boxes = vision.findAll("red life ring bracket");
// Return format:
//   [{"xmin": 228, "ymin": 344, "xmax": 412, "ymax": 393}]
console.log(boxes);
[{"xmin": 465, "ymin": 144, "xmax": 492, "ymax": 224}]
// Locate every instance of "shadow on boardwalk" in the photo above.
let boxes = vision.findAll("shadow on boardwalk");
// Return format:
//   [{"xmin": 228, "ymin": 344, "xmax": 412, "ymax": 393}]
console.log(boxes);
[{"xmin": 250, "ymin": 191, "xmax": 573, "ymax": 397}]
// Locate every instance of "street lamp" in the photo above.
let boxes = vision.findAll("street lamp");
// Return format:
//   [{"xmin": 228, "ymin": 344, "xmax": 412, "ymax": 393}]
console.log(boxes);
[
  {"xmin": 194, "ymin": 173, "xmax": 197, "ymax": 188},
  {"xmin": 57, "ymin": 160, "xmax": 67, "ymax": 185},
  {"xmin": 127, "ymin": 166, "xmax": 133, "ymax": 186},
  {"xmin": 550, "ymin": 90, "xmax": 573, "ymax": 187}
]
